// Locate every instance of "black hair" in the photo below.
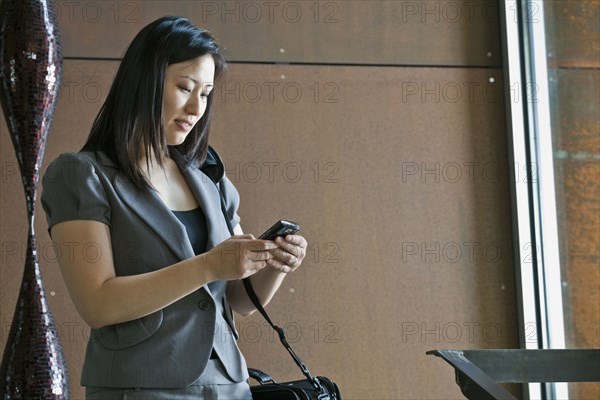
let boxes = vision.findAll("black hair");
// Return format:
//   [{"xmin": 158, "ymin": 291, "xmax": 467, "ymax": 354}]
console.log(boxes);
[{"xmin": 82, "ymin": 16, "xmax": 227, "ymax": 189}]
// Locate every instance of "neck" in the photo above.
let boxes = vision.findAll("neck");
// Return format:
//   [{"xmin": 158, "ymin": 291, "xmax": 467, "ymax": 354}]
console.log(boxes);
[{"xmin": 138, "ymin": 147, "xmax": 172, "ymax": 181}]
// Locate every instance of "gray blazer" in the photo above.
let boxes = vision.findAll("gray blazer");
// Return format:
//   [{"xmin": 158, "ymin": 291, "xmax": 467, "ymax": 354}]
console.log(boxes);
[{"xmin": 41, "ymin": 149, "xmax": 248, "ymax": 388}]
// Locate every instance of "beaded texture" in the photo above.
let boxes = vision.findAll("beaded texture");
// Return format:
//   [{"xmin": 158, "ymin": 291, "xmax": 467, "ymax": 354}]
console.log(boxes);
[{"xmin": 0, "ymin": 0, "xmax": 69, "ymax": 398}]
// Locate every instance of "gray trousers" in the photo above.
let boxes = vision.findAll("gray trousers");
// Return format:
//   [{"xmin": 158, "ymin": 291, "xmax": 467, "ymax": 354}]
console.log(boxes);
[
  {"xmin": 85, "ymin": 359, "xmax": 253, "ymax": 400},
  {"xmin": 85, "ymin": 382, "xmax": 252, "ymax": 400}
]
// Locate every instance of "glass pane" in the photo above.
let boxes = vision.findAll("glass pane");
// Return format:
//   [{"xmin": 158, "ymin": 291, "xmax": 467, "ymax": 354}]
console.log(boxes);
[{"xmin": 544, "ymin": 1, "xmax": 600, "ymax": 399}]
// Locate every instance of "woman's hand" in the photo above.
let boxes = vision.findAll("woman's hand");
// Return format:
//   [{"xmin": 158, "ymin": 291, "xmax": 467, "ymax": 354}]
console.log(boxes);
[
  {"xmin": 203, "ymin": 234, "xmax": 278, "ymax": 281},
  {"xmin": 225, "ymin": 226, "xmax": 308, "ymax": 316},
  {"xmin": 266, "ymin": 234, "xmax": 308, "ymax": 273}
]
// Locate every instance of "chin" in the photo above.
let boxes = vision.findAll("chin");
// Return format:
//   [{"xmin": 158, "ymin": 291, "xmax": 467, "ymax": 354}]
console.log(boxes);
[{"xmin": 167, "ymin": 134, "xmax": 188, "ymax": 146}]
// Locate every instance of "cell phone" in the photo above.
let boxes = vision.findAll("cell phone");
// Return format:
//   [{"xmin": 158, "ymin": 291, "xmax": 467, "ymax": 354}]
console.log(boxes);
[{"xmin": 258, "ymin": 220, "xmax": 300, "ymax": 240}]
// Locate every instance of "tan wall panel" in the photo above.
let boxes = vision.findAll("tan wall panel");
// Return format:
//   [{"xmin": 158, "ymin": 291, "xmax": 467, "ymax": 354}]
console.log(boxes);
[
  {"xmin": 55, "ymin": 0, "xmax": 502, "ymax": 66},
  {"xmin": 1, "ymin": 59, "xmax": 517, "ymax": 398},
  {"xmin": 209, "ymin": 64, "xmax": 518, "ymax": 398}
]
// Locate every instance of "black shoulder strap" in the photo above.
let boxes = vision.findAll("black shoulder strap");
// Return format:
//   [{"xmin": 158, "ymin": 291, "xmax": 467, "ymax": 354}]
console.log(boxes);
[
  {"xmin": 241, "ymin": 276, "xmax": 315, "ymax": 382},
  {"xmin": 210, "ymin": 153, "xmax": 317, "ymax": 384},
  {"xmin": 200, "ymin": 145, "xmax": 225, "ymax": 184}
]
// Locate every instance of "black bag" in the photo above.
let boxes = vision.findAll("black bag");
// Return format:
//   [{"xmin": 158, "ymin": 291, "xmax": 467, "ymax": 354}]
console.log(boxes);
[
  {"xmin": 242, "ymin": 279, "xmax": 342, "ymax": 400},
  {"xmin": 248, "ymin": 368, "xmax": 340, "ymax": 400}
]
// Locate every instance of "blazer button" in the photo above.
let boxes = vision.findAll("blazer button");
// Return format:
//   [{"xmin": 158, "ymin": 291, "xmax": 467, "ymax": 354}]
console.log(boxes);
[{"xmin": 198, "ymin": 300, "xmax": 212, "ymax": 311}]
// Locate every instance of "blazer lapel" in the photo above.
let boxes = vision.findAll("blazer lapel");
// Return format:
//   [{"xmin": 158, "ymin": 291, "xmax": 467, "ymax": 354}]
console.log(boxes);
[
  {"xmin": 112, "ymin": 173, "xmax": 196, "ymax": 263},
  {"xmin": 171, "ymin": 150, "xmax": 230, "ymax": 251}
]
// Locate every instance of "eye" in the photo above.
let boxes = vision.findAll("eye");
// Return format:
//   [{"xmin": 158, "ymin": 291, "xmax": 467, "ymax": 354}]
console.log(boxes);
[{"xmin": 178, "ymin": 85, "xmax": 192, "ymax": 93}]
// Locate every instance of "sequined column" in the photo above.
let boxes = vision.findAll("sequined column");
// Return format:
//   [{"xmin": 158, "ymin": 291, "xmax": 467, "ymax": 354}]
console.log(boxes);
[{"xmin": 0, "ymin": 0, "xmax": 69, "ymax": 398}]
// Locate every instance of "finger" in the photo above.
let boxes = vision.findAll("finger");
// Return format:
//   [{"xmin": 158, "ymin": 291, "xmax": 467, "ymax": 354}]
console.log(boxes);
[
  {"xmin": 242, "ymin": 261, "xmax": 267, "ymax": 278},
  {"xmin": 276, "ymin": 235, "xmax": 307, "ymax": 251},
  {"xmin": 274, "ymin": 238, "xmax": 304, "ymax": 259},
  {"xmin": 247, "ymin": 240, "xmax": 279, "ymax": 252},
  {"xmin": 249, "ymin": 250, "xmax": 273, "ymax": 262},
  {"xmin": 231, "ymin": 234, "xmax": 255, "ymax": 240},
  {"xmin": 281, "ymin": 234, "xmax": 307, "ymax": 248},
  {"xmin": 268, "ymin": 246, "xmax": 289, "ymax": 261},
  {"xmin": 266, "ymin": 257, "xmax": 292, "ymax": 273},
  {"xmin": 269, "ymin": 247, "xmax": 300, "ymax": 267}
]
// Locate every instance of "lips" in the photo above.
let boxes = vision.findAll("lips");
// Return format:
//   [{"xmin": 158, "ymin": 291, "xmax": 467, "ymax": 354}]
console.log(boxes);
[{"xmin": 175, "ymin": 119, "xmax": 194, "ymax": 131}]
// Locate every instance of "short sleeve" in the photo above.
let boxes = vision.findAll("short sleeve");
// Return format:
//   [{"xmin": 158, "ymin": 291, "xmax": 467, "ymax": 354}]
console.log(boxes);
[
  {"xmin": 41, "ymin": 153, "xmax": 111, "ymax": 235},
  {"xmin": 219, "ymin": 173, "xmax": 241, "ymax": 229}
]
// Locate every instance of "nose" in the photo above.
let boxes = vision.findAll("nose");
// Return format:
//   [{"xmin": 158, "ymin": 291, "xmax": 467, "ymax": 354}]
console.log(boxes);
[{"xmin": 185, "ymin": 93, "xmax": 207, "ymax": 116}]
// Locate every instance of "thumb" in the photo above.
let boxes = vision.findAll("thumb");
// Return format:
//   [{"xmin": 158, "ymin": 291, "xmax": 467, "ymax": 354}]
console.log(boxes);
[{"xmin": 230, "ymin": 234, "xmax": 255, "ymax": 240}]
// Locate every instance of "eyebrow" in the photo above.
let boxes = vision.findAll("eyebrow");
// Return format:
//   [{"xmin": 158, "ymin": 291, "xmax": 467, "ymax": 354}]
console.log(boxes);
[{"xmin": 178, "ymin": 75, "xmax": 213, "ymax": 88}]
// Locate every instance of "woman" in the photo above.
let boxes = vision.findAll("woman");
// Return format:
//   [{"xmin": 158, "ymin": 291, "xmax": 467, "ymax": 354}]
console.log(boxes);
[{"xmin": 41, "ymin": 16, "xmax": 307, "ymax": 399}]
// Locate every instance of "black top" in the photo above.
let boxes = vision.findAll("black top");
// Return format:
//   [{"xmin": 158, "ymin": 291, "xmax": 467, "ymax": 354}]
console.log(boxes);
[
  {"xmin": 171, "ymin": 207, "xmax": 208, "ymax": 255},
  {"xmin": 172, "ymin": 206, "xmax": 220, "ymax": 361}
]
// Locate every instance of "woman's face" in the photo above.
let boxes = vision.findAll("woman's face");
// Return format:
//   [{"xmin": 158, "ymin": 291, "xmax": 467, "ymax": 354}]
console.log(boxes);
[{"xmin": 162, "ymin": 54, "xmax": 216, "ymax": 146}]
